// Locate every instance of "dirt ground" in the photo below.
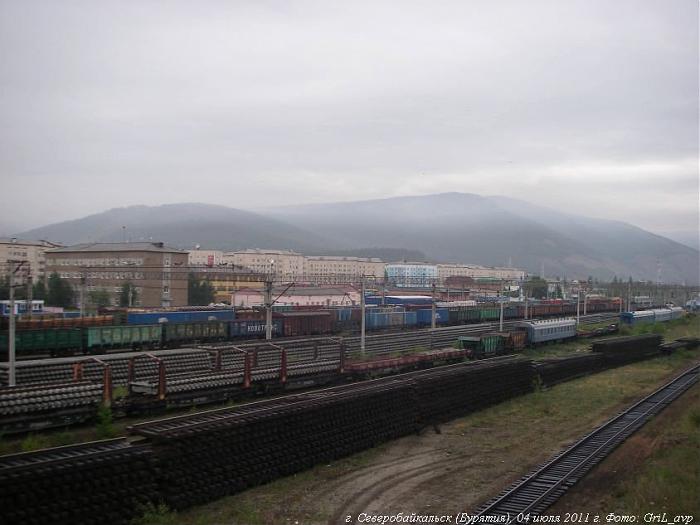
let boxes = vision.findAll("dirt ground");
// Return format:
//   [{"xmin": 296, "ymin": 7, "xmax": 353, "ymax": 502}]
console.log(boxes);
[{"xmin": 173, "ymin": 355, "xmax": 700, "ymax": 525}]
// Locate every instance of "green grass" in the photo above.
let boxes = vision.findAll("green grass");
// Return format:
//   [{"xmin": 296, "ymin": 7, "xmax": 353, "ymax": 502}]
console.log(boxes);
[{"xmin": 621, "ymin": 406, "xmax": 700, "ymax": 515}]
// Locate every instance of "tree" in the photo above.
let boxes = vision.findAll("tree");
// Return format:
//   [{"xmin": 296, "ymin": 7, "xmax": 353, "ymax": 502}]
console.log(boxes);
[
  {"xmin": 46, "ymin": 272, "xmax": 74, "ymax": 308},
  {"xmin": 188, "ymin": 273, "xmax": 215, "ymax": 306},
  {"xmin": 119, "ymin": 282, "xmax": 138, "ymax": 307},
  {"xmin": 523, "ymin": 277, "xmax": 548, "ymax": 299},
  {"xmin": 89, "ymin": 288, "xmax": 112, "ymax": 308},
  {"xmin": 0, "ymin": 275, "xmax": 9, "ymax": 300},
  {"xmin": 32, "ymin": 280, "xmax": 47, "ymax": 301}
]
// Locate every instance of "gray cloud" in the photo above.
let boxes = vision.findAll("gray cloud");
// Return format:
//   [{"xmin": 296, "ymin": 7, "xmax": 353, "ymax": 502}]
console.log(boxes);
[{"xmin": 0, "ymin": 0, "xmax": 697, "ymax": 243}]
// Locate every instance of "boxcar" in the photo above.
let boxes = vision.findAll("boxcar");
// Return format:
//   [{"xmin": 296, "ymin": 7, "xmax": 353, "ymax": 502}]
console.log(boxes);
[
  {"xmin": 279, "ymin": 312, "xmax": 333, "ymax": 337},
  {"xmin": 229, "ymin": 319, "xmax": 283, "ymax": 338}
]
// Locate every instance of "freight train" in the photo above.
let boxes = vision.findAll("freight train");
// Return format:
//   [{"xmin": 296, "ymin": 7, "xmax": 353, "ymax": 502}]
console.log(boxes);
[{"xmin": 0, "ymin": 299, "xmax": 625, "ymax": 359}]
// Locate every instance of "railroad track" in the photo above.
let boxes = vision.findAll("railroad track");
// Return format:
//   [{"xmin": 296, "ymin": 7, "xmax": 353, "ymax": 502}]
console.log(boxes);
[
  {"xmin": 471, "ymin": 362, "xmax": 700, "ymax": 520},
  {"xmin": 10, "ymin": 313, "xmax": 618, "ymax": 362}
]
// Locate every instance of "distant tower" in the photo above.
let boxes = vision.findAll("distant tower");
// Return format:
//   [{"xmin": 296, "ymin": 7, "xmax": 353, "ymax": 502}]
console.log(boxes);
[{"xmin": 508, "ymin": 256, "xmax": 513, "ymax": 268}]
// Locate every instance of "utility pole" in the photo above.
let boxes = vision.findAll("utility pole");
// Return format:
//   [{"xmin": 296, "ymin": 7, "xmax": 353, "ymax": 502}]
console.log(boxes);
[
  {"xmin": 499, "ymin": 298, "xmax": 504, "ymax": 332},
  {"xmin": 524, "ymin": 295, "xmax": 528, "ymax": 320},
  {"xmin": 8, "ymin": 260, "xmax": 26, "ymax": 387},
  {"xmin": 360, "ymin": 277, "xmax": 366, "ymax": 355},
  {"xmin": 80, "ymin": 268, "xmax": 86, "ymax": 318},
  {"xmin": 627, "ymin": 280, "xmax": 632, "ymax": 312},
  {"xmin": 26, "ymin": 269, "xmax": 33, "ymax": 320},
  {"xmin": 264, "ymin": 278, "xmax": 273, "ymax": 340},
  {"xmin": 583, "ymin": 290, "xmax": 587, "ymax": 315},
  {"xmin": 576, "ymin": 288, "xmax": 580, "ymax": 325},
  {"xmin": 431, "ymin": 282, "xmax": 437, "ymax": 330},
  {"xmin": 499, "ymin": 279, "xmax": 505, "ymax": 331}
]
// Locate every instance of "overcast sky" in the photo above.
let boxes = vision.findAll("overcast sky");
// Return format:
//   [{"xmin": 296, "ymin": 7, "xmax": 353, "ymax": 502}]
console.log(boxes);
[{"xmin": 1, "ymin": 1, "xmax": 698, "ymax": 245}]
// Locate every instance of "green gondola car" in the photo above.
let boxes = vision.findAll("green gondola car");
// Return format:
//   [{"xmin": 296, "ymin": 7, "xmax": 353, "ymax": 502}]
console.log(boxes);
[
  {"xmin": 84, "ymin": 324, "xmax": 162, "ymax": 351},
  {"xmin": 478, "ymin": 307, "xmax": 500, "ymax": 321},
  {"xmin": 0, "ymin": 328, "xmax": 82, "ymax": 357},
  {"xmin": 162, "ymin": 321, "xmax": 228, "ymax": 346},
  {"xmin": 458, "ymin": 333, "xmax": 506, "ymax": 358}
]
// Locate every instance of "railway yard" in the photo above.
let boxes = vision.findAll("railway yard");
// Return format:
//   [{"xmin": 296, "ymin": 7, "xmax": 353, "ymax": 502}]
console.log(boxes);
[{"xmin": 0, "ymin": 309, "xmax": 697, "ymax": 524}]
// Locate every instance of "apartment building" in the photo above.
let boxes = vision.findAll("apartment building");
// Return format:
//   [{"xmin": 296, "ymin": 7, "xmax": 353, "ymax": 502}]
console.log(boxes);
[
  {"xmin": 222, "ymin": 249, "xmax": 306, "ymax": 278},
  {"xmin": 304, "ymin": 255, "xmax": 384, "ymax": 281},
  {"xmin": 46, "ymin": 242, "xmax": 189, "ymax": 307},
  {"xmin": 437, "ymin": 263, "xmax": 526, "ymax": 281},
  {"xmin": 0, "ymin": 238, "xmax": 62, "ymax": 280}
]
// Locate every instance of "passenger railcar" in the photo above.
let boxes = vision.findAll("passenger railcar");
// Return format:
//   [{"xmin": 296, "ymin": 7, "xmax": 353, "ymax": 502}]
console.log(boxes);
[{"xmin": 518, "ymin": 318, "xmax": 577, "ymax": 345}]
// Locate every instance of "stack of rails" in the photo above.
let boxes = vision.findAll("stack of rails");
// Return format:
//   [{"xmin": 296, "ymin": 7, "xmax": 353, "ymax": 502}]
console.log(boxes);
[
  {"xmin": 130, "ymin": 379, "xmax": 418, "ymax": 510},
  {"xmin": 411, "ymin": 357, "xmax": 534, "ymax": 425},
  {"xmin": 0, "ymin": 438, "xmax": 156, "ymax": 525},
  {"xmin": 0, "ymin": 348, "xmax": 216, "ymax": 387},
  {"xmin": 592, "ymin": 334, "xmax": 663, "ymax": 364},
  {"xmin": 130, "ymin": 341, "xmax": 343, "ymax": 402},
  {"xmin": 533, "ymin": 354, "xmax": 605, "ymax": 386},
  {"xmin": 0, "ymin": 381, "xmax": 104, "ymax": 433},
  {"xmin": 129, "ymin": 357, "xmax": 533, "ymax": 512},
  {"xmin": 660, "ymin": 336, "xmax": 700, "ymax": 354}
]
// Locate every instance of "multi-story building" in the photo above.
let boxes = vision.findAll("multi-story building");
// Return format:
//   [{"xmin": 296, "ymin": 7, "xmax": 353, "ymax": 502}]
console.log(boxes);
[
  {"xmin": 188, "ymin": 266, "xmax": 265, "ymax": 303},
  {"xmin": 437, "ymin": 263, "xmax": 526, "ymax": 282},
  {"xmin": 304, "ymin": 255, "xmax": 384, "ymax": 281},
  {"xmin": 0, "ymin": 238, "xmax": 62, "ymax": 280},
  {"xmin": 385, "ymin": 263, "xmax": 438, "ymax": 288},
  {"xmin": 187, "ymin": 249, "xmax": 224, "ymax": 267},
  {"xmin": 46, "ymin": 242, "xmax": 189, "ymax": 307},
  {"xmin": 232, "ymin": 286, "xmax": 360, "ymax": 307},
  {"xmin": 223, "ymin": 249, "xmax": 306, "ymax": 279}
]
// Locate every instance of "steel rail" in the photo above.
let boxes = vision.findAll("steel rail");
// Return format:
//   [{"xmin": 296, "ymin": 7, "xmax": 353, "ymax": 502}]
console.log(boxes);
[{"xmin": 472, "ymin": 362, "xmax": 700, "ymax": 519}]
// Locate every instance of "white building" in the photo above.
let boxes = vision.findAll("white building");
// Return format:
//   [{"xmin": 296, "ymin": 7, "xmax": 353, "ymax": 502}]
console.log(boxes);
[
  {"xmin": 304, "ymin": 255, "xmax": 384, "ymax": 281},
  {"xmin": 223, "ymin": 249, "xmax": 306, "ymax": 278},
  {"xmin": 0, "ymin": 238, "xmax": 62, "ymax": 280},
  {"xmin": 385, "ymin": 263, "xmax": 438, "ymax": 288},
  {"xmin": 437, "ymin": 263, "xmax": 526, "ymax": 281}
]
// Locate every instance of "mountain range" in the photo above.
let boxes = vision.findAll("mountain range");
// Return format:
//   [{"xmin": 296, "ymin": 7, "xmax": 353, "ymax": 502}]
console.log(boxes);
[{"xmin": 13, "ymin": 193, "xmax": 699, "ymax": 284}]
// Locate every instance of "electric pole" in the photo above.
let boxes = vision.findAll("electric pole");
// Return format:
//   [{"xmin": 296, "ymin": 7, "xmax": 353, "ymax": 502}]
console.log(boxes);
[
  {"xmin": 431, "ymin": 282, "xmax": 436, "ymax": 330},
  {"xmin": 8, "ymin": 260, "xmax": 26, "ymax": 387},
  {"xmin": 499, "ymin": 279, "xmax": 504, "ymax": 332},
  {"xmin": 360, "ymin": 277, "xmax": 366, "ymax": 355},
  {"xmin": 80, "ymin": 268, "xmax": 86, "ymax": 318},
  {"xmin": 26, "ymin": 269, "xmax": 33, "ymax": 320},
  {"xmin": 576, "ymin": 288, "xmax": 580, "ymax": 325},
  {"xmin": 264, "ymin": 278, "xmax": 273, "ymax": 340}
]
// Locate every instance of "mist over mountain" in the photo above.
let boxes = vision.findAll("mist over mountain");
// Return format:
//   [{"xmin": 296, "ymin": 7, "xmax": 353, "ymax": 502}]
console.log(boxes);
[
  {"xmin": 16, "ymin": 203, "xmax": 337, "ymax": 254},
  {"xmin": 15, "ymin": 194, "xmax": 699, "ymax": 284}
]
